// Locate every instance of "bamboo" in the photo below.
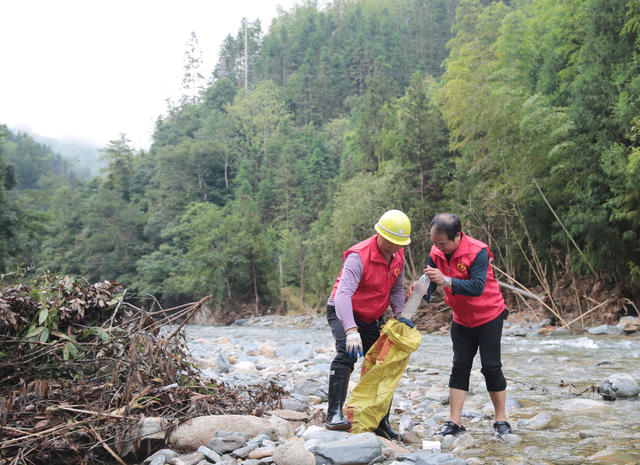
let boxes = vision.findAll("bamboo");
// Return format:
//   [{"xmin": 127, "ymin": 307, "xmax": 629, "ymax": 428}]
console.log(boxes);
[
  {"xmin": 532, "ymin": 178, "xmax": 598, "ymax": 277},
  {"xmin": 88, "ymin": 426, "xmax": 128, "ymax": 465},
  {"xmin": 166, "ymin": 295, "xmax": 211, "ymax": 340},
  {"xmin": 493, "ymin": 264, "xmax": 570, "ymax": 328},
  {"xmin": 563, "ymin": 299, "xmax": 610, "ymax": 328}
]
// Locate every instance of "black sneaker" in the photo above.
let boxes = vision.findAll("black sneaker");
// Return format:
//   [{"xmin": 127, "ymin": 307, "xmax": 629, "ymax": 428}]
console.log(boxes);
[
  {"xmin": 436, "ymin": 420, "xmax": 466, "ymax": 436},
  {"xmin": 493, "ymin": 421, "xmax": 512, "ymax": 436}
]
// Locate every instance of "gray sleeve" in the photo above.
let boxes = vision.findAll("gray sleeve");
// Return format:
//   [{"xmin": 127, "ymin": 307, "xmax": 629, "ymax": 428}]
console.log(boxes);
[
  {"xmin": 334, "ymin": 253, "xmax": 363, "ymax": 330},
  {"xmin": 389, "ymin": 266, "xmax": 405, "ymax": 315}
]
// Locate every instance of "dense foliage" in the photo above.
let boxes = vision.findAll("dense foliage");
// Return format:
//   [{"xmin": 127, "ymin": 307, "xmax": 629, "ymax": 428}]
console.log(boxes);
[{"xmin": 1, "ymin": 0, "xmax": 638, "ymax": 312}]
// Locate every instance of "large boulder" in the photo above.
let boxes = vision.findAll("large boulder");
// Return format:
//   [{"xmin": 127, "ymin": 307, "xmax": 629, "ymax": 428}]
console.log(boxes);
[
  {"xmin": 169, "ymin": 415, "xmax": 294, "ymax": 450},
  {"xmin": 600, "ymin": 373, "xmax": 639, "ymax": 399}
]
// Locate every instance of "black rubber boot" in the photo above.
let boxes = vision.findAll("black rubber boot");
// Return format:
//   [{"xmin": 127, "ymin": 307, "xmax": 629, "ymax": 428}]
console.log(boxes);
[
  {"xmin": 375, "ymin": 406, "xmax": 402, "ymax": 440},
  {"xmin": 324, "ymin": 366, "xmax": 352, "ymax": 431}
]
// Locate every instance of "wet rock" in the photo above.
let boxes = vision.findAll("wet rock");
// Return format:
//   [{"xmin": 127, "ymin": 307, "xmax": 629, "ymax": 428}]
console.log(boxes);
[
  {"xmin": 495, "ymin": 433, "xmax": 521, "ymax": 445},
  {"xmin": 395, "ymin": 451, "xmax": 469, "ymax": 464},
  {"xmin": 588, "ymin": 324, "xmax": 622, "ymax": 336},
  {"xmin": 600, "ymin": 373, "xmax": 639, "ymax": 399},
  {"xmin": 559, "ymin": 398, "xmax": 607, "ymax": 411},
  {"xmin": 587, "ymin": 447, "xmax": 638, "ymax": 463},
  {"xmin": 309, "ymin": 432, "xmax": 382, "ymax": 465},
  {"xmin": 517, "ymin": 412, "xmax": 552, "ymax": 430},
  {"xmin": 482, "ymin": 396, "xmax": 522, "ymax": 411}
]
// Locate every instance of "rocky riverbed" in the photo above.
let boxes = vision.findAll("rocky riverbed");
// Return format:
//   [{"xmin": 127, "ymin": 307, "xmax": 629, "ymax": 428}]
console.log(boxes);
[{"xmin": 145, "ymin": 314, "xmax": 640, "ymax": 465}]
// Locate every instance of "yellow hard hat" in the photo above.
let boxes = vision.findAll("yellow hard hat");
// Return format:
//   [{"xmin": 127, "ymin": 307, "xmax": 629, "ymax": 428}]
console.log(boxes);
[{"xmin": 374, "ymin": 209, "xmax": 411, "ymax": 245}]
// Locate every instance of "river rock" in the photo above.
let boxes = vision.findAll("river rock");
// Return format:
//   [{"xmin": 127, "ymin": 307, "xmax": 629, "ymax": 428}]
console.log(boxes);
[
  {"xmin": 302, "ymin": 425, "xmax": 351, "ymax": 442},
  {"xmin": 259, "ymin": 344, "xmax": 276, "ymax": 357},
  {"xmin": 587, "ymin": 447, "xmax": 638, "ymax": 463},
  {"xmin": 196, "ymin": 445, "xmax": 221, "ymax": 462},
  {"xmin": 169, "ymin": 452, "xmax": 204, "ymax": 465},
  {"xmin": 248, "ymin": 446, "xmax": 277, "ymax": 459},
  {"xmin": 620, "ymin": 316, "xmax": 640, "ymax": 333},
  {"xmin": 309, "ymin": 432, "xmax": 383, "ymax": 465},
  {"xmin": 600, "ymin": 373, "xmax": 639, "ymax": 399},
  {"xmin": 217, "ymin": 352, "xmax": 231, "ymax": 373},
  {"xmin": 395, "ymin": 451, "xmax": 469, "ymax": 464},
  {"xmin": 482, "ymin": 396, "xmax": 523, "ymax": 411},
  {"xmin": 267, "ymin": 409, "xmax": 309, "ymax": 421},
  {"xmin": 272, "ymin": 437, "xmax": 315, "ymax": 465},
  {"xmin": 144, "ymin": 449, "xmax": 177, "ymax": 464},
  {"xmin": 169, "ymin": 415, "xmax": 294, "ymax": 450},
  {"xmin": 208, "ymin": 431, "xmax": 250, "ymax": 453},
  {"xmin": 518, "ymin": 412, "xmax": 552, "ymax": 430},
  {"xmin": 276, "ymin": 344, "xmax": 314, "ymax": 360},
  {"xmin": 559, "ymin": 398, "xmax": 607, "ymax": 411},
  {"xmin": 588, "ymin": 324, "xmax": 622, "ymax": 335}
]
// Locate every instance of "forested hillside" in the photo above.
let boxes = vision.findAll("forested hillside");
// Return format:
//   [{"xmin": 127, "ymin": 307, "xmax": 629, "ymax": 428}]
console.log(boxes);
[{"xmin": 1, "ymin": 0, "xmax": 638, "ymax": 316}]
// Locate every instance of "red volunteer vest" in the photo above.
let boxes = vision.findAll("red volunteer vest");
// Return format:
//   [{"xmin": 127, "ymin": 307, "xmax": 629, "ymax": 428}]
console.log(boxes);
[
  {"xmin": 430, "ymin": 233, "xmax": 505, "ymax": 328},
  {"xmin": 331, "ymin": 234, "xmax": 404, "ymax": 323}
]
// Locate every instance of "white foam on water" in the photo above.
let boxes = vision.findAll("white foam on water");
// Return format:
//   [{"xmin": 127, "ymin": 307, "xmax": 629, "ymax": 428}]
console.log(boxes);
[{"xmin": 538, "ymin": 337, "xmax": 599, "ymax": 349}]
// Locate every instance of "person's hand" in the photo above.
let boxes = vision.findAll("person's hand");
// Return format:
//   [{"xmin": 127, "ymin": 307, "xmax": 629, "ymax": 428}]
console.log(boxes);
[
  {"xmin": 408, "ymin": 280, "xmax": 417, "ymax": 295},
  {"xmin": 425, "ymin": 266, "xmax": 446, "ymax": 286},
  {"xmin": 346, "ymin": 331, "xmax": 364, "ymax": 359},
  {"xmin": 396, "ymin": 316, "xmax": 414, "ymax": 328}
]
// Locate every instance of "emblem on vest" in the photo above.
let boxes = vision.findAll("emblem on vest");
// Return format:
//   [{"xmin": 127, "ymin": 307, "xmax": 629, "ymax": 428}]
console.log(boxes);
[
  {"xmin": 456, "ymin": 262, "xmax": 468, "ymax": 273},
  {"xmin": 393, "ymin": 268, "xmax": 401, "ymax": 278}
]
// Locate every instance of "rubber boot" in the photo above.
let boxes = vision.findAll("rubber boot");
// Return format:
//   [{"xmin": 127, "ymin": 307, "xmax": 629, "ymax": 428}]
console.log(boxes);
[
  {"xmin": 324, "ymin": 366, "xmax": 352, "ymax": 431},
  {"xmin": 375, "ymin": 405, "xmax": 401, "ymax": 440}
]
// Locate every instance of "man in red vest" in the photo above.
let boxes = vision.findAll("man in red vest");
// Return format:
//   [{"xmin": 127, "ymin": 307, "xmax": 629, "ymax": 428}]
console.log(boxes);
[
  {"xmin": 324, "ymin": 209, "xmax": 414, "ymax": 439},
  {"xmin": 411, "ymin": 213, "xmax": 511, "ymax": 437}
]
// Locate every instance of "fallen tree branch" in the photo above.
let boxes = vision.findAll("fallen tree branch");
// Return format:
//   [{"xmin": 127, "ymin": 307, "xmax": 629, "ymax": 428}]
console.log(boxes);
[{"xmin": 493, "ymin": 264, "xmax": 570, "ymax": 329}]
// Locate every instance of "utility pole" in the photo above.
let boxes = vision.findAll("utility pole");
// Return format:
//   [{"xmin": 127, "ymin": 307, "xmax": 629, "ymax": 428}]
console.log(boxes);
[{"xmin": 243, "ymin": 17, "xmax": 248, "ymax": 94}]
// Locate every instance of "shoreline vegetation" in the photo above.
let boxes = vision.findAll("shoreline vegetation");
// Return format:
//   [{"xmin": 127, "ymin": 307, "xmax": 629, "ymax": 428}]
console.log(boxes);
[
  {"xmin": 2, "ymin": 272, "xmax": 637, "ymax": 464},
  {"xmin": 0, "ymin": 274, "xmax": 286, "ymax": 465}
]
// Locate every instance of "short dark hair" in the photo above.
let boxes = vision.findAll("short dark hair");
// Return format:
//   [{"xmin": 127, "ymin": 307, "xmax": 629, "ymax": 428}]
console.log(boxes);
[{"xmin": 430, "ymin": 213, "xmax": 461, "ymax": 240}]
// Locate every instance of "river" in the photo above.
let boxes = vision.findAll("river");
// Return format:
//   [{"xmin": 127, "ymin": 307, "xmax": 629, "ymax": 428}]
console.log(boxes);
[{"xmin": 183, "ymin": 321, "xmax": 640, "ymax": 464}]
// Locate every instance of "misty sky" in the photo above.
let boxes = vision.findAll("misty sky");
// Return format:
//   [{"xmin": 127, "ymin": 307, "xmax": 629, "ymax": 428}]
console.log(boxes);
[{"xmin": 0, "ymin": 0, "xmax": 300, "ymax": 150}]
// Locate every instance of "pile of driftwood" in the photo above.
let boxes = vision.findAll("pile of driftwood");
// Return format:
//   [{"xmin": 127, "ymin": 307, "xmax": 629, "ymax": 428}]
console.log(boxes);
[{"xmin": 0, "ymin": 274, "xmax": 285, "ymax": 465}]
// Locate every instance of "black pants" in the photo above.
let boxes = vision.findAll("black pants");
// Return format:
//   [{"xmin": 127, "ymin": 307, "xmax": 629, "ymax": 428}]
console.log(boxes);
[
  {"xmin": 449, "ymin": 311, "xmax": 507, "ymax": 392},
  {"xmin": 327, "ymin": 305, "xmax": 383, "ymax": 372}
]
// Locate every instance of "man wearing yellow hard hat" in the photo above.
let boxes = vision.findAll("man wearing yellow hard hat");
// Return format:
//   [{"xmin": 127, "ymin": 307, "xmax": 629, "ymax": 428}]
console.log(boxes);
[{"xmin": 324, "ymin": 209, "xmax": 414, "ymax": 439}]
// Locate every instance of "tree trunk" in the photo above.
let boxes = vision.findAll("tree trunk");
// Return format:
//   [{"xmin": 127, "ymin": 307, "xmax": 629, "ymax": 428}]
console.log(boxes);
[
  {"xmin": 252, "ymin": 259, "xmax": 259, "ymax": 314},
  {"xmin": 300, "ymin": 255, "xmax": 305, "ymax": 306}
]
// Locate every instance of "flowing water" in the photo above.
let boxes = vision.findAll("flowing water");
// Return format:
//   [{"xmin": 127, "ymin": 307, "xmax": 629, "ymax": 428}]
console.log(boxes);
[{"xmin": 184, "ymin": 322, "xmax": 640, "ymax": 464}]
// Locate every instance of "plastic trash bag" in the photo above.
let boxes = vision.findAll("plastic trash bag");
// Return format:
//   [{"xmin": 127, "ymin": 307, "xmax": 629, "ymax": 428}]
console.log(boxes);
[{"xmin": 344, "ymin": 318, "xmax": 422, "ymax": 433}]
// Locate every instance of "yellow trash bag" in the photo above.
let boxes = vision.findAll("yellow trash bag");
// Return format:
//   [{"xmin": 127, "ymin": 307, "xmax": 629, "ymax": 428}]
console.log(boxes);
[{"xmin": 344, "ymin": 318, "xmax": 422, "ymax": 434}]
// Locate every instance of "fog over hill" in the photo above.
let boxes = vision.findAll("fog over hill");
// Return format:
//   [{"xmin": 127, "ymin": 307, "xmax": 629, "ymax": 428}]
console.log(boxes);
[{"xmin": 10, "ymin": 126, "xmax": 105, "ymax": 177}]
